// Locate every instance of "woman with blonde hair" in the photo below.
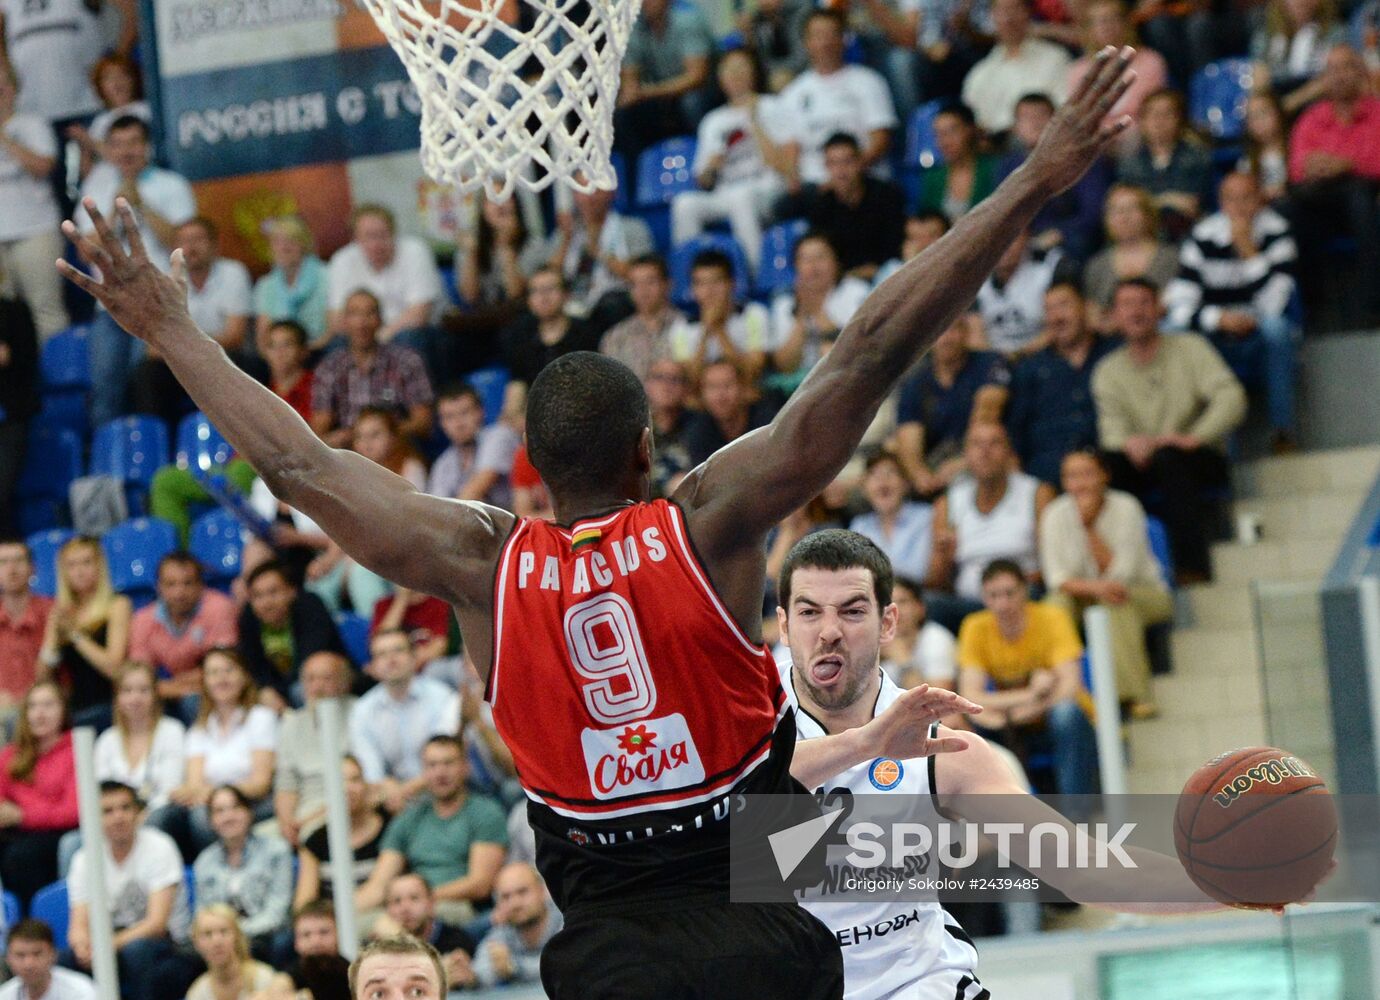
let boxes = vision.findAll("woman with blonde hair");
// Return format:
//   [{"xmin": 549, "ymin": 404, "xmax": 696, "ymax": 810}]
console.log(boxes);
[
  {"xmin": 171, "ymin": 649, "xmax": 277, "ymax": 852},
  {"xmin": 1082, "ymin": 184, "xmax": 1180, "ymax": 333},
  {"xmin": 253, "ymin": 215, "xmax": 329, "ymax": 349},
  {"xmin": 0, "ymin": 681, "xmax": 78, "ymax": 905},
  {"xmin": 39, "ymin": 535, "xmax": 131, "ymax": 729},
  {"xmin": 185, "ymin": 904, "xmax": 277, "ymax": 1000},
  {"xmin": 1252, "ymin": 0, "xmax": 1346, "ymax": 112}
]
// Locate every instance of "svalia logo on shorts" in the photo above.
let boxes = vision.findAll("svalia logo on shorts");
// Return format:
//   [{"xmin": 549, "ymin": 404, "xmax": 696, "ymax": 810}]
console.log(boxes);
[{"xmin": 581, "ymin": 713, "xmax": 706, "ymax": 800}]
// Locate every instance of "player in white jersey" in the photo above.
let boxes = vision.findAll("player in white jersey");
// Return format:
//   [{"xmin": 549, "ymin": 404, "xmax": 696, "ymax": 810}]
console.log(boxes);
[{"xmin": 778, "ymin": 529, "xmax": 1232, "ymax": 999}]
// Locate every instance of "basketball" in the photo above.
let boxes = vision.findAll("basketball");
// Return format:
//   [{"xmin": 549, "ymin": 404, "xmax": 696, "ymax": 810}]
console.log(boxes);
[{"xmin": 1174, "ymin": 747, "xmax": 1337, "ymax": 909}]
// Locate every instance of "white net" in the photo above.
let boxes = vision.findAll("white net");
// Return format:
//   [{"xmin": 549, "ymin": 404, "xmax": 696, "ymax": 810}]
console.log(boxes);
[{"xmin": 360, "ymin": 0, "xmax": 645, "ymax": 199}]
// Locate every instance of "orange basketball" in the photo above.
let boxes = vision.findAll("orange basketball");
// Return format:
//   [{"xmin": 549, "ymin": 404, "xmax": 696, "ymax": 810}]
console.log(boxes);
[{"xmin": 1174, "ymin": 747, "xmax": 1337, "ymax": 909}]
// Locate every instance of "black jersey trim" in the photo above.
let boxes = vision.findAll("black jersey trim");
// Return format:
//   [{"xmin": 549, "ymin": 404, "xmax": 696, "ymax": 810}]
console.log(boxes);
[
  {"xmin": 944, "ymin": 921, "xmax": 977, "ymax": 953},
  {"xmin": 928, "ymin": 722, "xmax": 941, "ymax": 814},
  {"xmin": 524, "ymin": 720, "xmax": 779, "ymax": 809}
]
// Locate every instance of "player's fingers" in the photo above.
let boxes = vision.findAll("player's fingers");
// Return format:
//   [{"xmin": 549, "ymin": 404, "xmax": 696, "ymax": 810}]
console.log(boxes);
[
  {"xmin": 82, "ymin": 197, "xmax": 124, "ymax": 262},
  {"xmin": 55, "ymin": 258, "xmax": 102, "ymax": 297},
  {"xmin": 1069, "ymin": 46, "xmax": 1112, "ymax": 105},
  {"xmin": 927, "ymin": 736, "xmax": 971, "ymax": 755},
  {"xmin": 1097, "ymin": 69, "xmax": 1137, "ymax": 116},
  {"xmin": 170, "ymin": 247, "xmax": 188, "ymax": 290},
  {"xmin": 60, "ymin": 220, "xmax": 112, "ymax": 271},
  {"xmin": 1084, "ymin": 45, "xmax": 1134, "ymax": 113},
  {"xmin": 1097, "ymin": 115, "xmax": 1135, "ymax": 146},
  {"xmin": 116, "ymin": 198, "xmax": 149, "ymax": 263}
]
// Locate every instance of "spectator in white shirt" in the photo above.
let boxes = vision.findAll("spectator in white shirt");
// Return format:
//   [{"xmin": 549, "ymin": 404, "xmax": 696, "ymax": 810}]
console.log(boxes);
[
  {"xmin": 768, "ymin": 232, "xmax": 869, "ymax": 393},
  {"xmin": 426, "ymin": 384, "xmax": 519, "ymax": 508},
  {"xmin": 598, "ymin": 255, "xmax": 688, "ymax": 382},
  {"xmin": 2, "ymin": 919, "xmax": 98, "ymax": 1000},
  {"xmin": 0, "ymin": 0, "xmax": 123, "ymax": 128},
  {"xmin": 66, "ymin": 53, "xmax": 150, "ymax": 181},
  {"xmin": 169, "ymin": 649, "xmax": 277, "ymax": 854},
  {"xmin": 670, "ymin": 249, "xmax": 774, "ymax": 385},
  {"xmin": 548, "ymin": 183, "xmax": 654, "ymax": 329},
  {"xmin": 849, "ymin": 450, "xmax": 935, "ymax": 584},
  {"xmin": 777, "ymin": 8, "xmax": 898, "ymax": 192},
  {"xmin": 671, "ymin": 48, "xmax": 792, "ymax": 271},
  {"xmin": 961, "ymin": 0, "xmax": 1072, "ymax": 134},
  {"xmin": 0, "ymin": 66, "xmax": 67, "ymax": 340},
  {"xmin": 77, "ymin": 114, "xmax": 196, "ymax": 428},
  {"xmin": 879, "ymin": 576, "xmax": 958, "ymax": 692},
  {"xmin": 973, "ymin": 228, "xmax": 1064, "ymax": 356},
  {"xmin": 66, "ymin": 782, "xmax": 191, "ymax": 1000},
  {"xmin": 349, "ymin": 629, "xmax": 459, "ymax": 815},
  {"xmin": 132, "ymin": 216, "xmax": 256, "ymax": 434},
  {"xmin": 93, "ymin": 661, "xmax": 186, "ymax": 838}
]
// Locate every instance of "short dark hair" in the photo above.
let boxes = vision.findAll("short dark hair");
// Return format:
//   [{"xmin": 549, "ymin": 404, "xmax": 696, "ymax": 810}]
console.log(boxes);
[
  {"xmin": 7, "ymin": 918, "xmax": 55, "ymax": 949},
  {"xmin": 209, "ymin": 784, "xmax": 254, "ymax": 813},
  {"xmin": 980, "ymin": 559, "xmax": 1027, "ymax": 587},
  {"xmin": 1015, "ymin": 92, "xmax": 1056, "ymax": 114},
  {"xmin": 1112, "ymin": 277, "xmax": 1160, "ymax": 301},
  {"xmin": 936, "ymin": 102, "xmax": 977, "ymax": 129},
  {"xmin": 628, "ymin": 253, "xmax": 669, "ymax": 279},
  {"xmin": 180, "ymin": 215, "xmax": 219, "ymax": 241},
  {"xmin": 294, "ymin": 899, "xmax": 337, "ymax": 926},
  {"xmin": 794, "ymin": 231, "xmax": 838, "ymax": 264},
  {"xmin": 892, "ymin": 575, "xmax": 925, "ymax": 602},
  {"xmin": 157, "ymin": 551, "xmax": 202, "ymax": 582},
  {"xmin": 267, "ymin": 319, "xmax": 308, "ymax": 348},
  {"xmin": 822, "ymin": 131, "xmax": 861, "ymax": 154},
  {"xmin": 345, "ymin": 288, "xmax": 383, "ymax": 315},
  {"xmin": 910, "ymin": 210, "xmax": 950, "ymax": 232},
  {"xmin": 350, "ymin": 203, "xmax": 395, "ymax": 233},
  {"xmin": 99, "ymin": 779, "xmax": 142, "ymax": 809},
  {"xmin": 529, "ymin": 265, "xmax": 567, "ymax": 291},
  {"xmin": 108, "ymin": 114, "xmax": 150, "ymax": 139},
  {"xmin": 690, "ymin": 249, "xmax": 734, "ymax": 280},
  {"xmin": 437, "ymin": 382, "xmax": 483, "ymax": 408},
  {"xmin": 0, "ymin": 538, "xmax": 32, "ymax": 561},
  {"xmin": 863, "ymin": 449, "xmax": 905, "ymax": 476},
  {"xmin": 246, "ymin": 559, "xmax": 293, "ymax": 590},
  {"xmin": 424, "ymin": 734, "xmax": 466, "ymax": 756},
  {"xmin": 804, "ymin": 7, "xmax": 847, "ymax": 32},
  {"xmin": 1046, "ymin": 278, "xmax": 1083, "ymax": 299},
  {"xmin": 369, "ymin": 627, "xmax": 412, "ymax": 652},
  {"xmin": 778, "ymin": 529, "xmax": 894, "ymax": 614},
  {"xmin": 526, "ymin": 352, "xmax": 650, "ymax": 498}
]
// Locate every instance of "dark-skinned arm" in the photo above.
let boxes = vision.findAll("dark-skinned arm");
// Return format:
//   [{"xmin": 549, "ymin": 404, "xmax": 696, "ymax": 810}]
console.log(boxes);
[
  {"xmin": 56, "ymin": 203, "xmax": 513, "ymax": 622},
  {"xmin": 675, "ymin": 49, "xmax": 1138, "ymax": 562}
]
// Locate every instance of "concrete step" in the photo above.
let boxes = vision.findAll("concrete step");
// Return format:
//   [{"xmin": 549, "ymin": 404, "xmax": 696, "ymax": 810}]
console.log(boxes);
[
  {"xmin": 1231, "ymin": 491, "xmax": 1368, "ymax": 542},
  {"xmin": 1150, "ymin": 670, "xmax": 1264, "ymax": 721},
  {"xmin": 1181, "ymin": 584, "xmax": 1253, "ymax": 629},
  {"xmin": 1209, "ymin": 538, "xmax": 1336, "ymax": 584},
  {"xmin": 1233, "ymin": 445, "xmax": 1380, "ymax": 499},
  {"xmin": 1169, "ymin": 626, "xmax": 1260, "ymax": 676}
]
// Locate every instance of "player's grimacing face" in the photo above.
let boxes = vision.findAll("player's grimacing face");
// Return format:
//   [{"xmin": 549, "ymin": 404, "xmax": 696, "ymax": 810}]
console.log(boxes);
[{"xmin": 780, "ymin": 567, "xmax": 897, "ymax": 712}]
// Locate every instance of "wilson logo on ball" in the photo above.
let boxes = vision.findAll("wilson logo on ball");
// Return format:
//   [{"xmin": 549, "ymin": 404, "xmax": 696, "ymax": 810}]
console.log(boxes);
[{"xmin": 1213, "ymin": 756, "xmax": 1317, "ymax": 809}]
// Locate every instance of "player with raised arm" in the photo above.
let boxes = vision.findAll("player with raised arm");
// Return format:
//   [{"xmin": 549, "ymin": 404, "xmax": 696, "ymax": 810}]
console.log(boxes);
[{"xmin": 56, "ymin": 47, "xmax": 1138, "ymax": 1000}]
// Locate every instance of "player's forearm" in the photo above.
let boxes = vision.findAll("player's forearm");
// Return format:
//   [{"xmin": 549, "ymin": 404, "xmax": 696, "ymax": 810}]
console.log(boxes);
[
  {"xmin": 835, "ymin": 167, "xmax": 1047, "ymax": 387},
  {"xmin": 790, "ymin": 729, "xmax": 872, "ymax": 790},
  {"xmin": 150, "ymin": 325, "xmax": 341, "ymax": 512}
]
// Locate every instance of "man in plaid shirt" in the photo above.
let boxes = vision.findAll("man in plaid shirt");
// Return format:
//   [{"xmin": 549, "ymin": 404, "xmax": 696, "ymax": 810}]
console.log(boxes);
[{"xmin": 310, "ymin": 289, "xmax": 435, "ymax": 446}]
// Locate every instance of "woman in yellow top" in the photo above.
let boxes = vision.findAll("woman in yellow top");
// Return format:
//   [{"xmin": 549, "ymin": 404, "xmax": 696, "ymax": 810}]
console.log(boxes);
[{"xmin": 955, "ymin": 559, "xmax": 1097, "ymax": 796}]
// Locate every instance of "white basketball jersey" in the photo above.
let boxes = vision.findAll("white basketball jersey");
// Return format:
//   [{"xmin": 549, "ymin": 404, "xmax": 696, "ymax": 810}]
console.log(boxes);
[{"xmin": 783, "ymin": 663, "xmax": 979, "ymax": 1000}]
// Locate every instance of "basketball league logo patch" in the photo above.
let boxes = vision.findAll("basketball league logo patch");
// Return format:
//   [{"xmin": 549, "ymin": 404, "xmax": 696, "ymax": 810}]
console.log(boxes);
[{"xmin": 868, "ymin": 757, "xmax": 904, "ymax": 790}]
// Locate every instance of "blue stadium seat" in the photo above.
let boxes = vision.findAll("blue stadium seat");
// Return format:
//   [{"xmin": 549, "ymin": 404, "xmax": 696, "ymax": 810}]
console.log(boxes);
[
  {"xmin": 91, "ymin": 416, "xmax": 170, "ymax": 512},
  {"xmin": 755, "ymin": 220, "xmax": 809, "ymax": 298},
  {"xmin": 669, "ymin": 233, "xmax": 752, "ymax": 310},
  {"xmin": 335, "ymin": 612, "xmax": 371, "ymax": 668},
  {"xmin": 1189, "ymin": 59, "xmax": 1254, "ymax": 141},
  {"xmin": 1146, "ymin": 515, "xmax": 1174, "ymax": 587},
  {"xmin": 175, "ymin": 412, "xmax": 234, "ymax": 474},
  {"xmin": 36, "ymin": 393, "xmax": 87, "ymax": 442},
  {"xmin": 635, "ymin": 136, "xmax": 698, "ymax": 252},
  {"xmin": 102, "ymin": 517, "xmax": 177, "ymax": 601},
  {"xmin": 2, "ymin": 890, "xmax": 19, "ymax": 927},
  {"xmin": 15, "ymin": 426, "xmax": 82, "ymax": 534},
  {"xmin": 611, "ymin": 151, "xmax": 630, "ymax": 213},
  {"xmin": 39, "ymin": 325, "xmax": 90, "ymax": 391},
  {"xmin": 30, "ymin": 881, "xmax": 68, "ymax": 951},
  {"xmin": 189, "ymin": 509, "xmax": 243, "ymax": 586},
  {"xmin": 26, "ymin": 529, "xmax": 75, "ymax": 598},
  {"xmin": 467, "ymin": 366, "xmax": 510, "ymax": 426}
]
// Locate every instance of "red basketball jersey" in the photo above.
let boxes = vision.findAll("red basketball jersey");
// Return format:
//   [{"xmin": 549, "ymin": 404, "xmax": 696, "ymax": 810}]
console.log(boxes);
[{"xmin": 490, "ymin": 499, "xmax": 787, "ymax": 824}]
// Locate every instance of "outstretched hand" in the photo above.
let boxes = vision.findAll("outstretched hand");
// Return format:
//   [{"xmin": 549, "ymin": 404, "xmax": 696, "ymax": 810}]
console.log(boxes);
[
  {"xmin": 55, "ymin": 197, "xmax": 193, "ymax": 345},
  {"xmin": 1026, "ymin": 45, "xmax": 1137, "ymax": 196},
  {"xmin": 857, "ymin": 684, "xmax": 980, "ymax": 761}
]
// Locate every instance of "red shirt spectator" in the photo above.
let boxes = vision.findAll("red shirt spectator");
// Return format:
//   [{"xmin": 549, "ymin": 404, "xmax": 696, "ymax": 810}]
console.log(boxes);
[
  {"xmin": 0, "ymin": 541, "xmax": 51, "ymax": 704},
  {"xmin": 128, "ymin": 554, "xmax": 237, "ymax": 697},
  {"xmin": 1288, "ymin": 48, "xmax": 1380, "ymax": 182},
  {"xmin": 370, "ymin": 591, "xmax": 452, "ymax": 659},
  {"xmin": 0, "ymin": 729, "xmax": 78, "ymax": 831}
]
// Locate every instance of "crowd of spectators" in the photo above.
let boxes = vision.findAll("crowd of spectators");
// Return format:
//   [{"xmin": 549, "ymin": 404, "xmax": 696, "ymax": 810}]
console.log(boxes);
[{"xmin": 3, "ymin": 0, "xmax": 1380, "ymax": 989}]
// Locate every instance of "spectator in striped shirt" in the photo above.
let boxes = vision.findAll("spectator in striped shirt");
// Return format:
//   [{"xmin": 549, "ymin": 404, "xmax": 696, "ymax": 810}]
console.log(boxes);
[{"xmin": 1165, "ymin": 171, "xmax": 1300, "ymax": 452}]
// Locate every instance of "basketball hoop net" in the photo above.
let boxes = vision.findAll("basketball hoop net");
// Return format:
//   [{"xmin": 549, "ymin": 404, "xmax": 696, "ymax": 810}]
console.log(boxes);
[{"xmin": 359, "ymin": 0, "xmax": 644, "ymax": 199}]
